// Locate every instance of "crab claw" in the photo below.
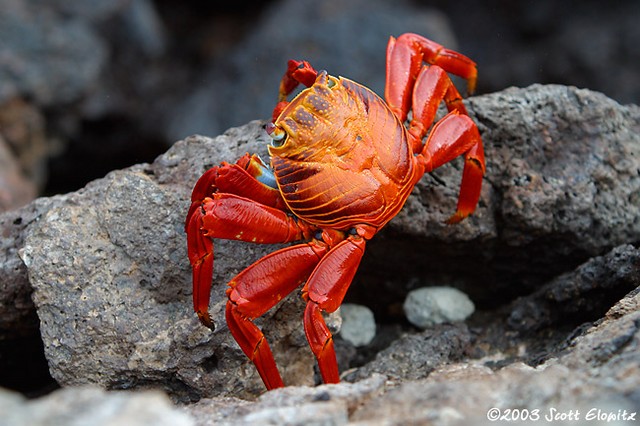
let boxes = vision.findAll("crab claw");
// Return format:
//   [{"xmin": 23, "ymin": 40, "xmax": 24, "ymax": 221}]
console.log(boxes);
[
  {"xmin": 278, "ymin": 60, "xmax": 318, "ymax": 101},
  {"xmin": 272, "ymin": 59, "xmax": 319, "ymax": 121}
]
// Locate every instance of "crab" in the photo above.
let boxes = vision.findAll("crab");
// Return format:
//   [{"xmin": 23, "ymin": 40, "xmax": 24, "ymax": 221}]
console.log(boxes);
[{"xmin": 186, "ymin": 33, "xmax": 485, "ymax": 390}]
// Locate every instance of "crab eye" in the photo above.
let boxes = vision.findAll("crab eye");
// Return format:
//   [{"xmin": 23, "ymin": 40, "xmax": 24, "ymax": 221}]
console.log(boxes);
[
  {"xmin": 271, "ymin": 131, "xmax": 287, "ymax": 148},
  {"xmin": 327, "ymin": 77, "xmax": 338, "ymax": 89},
  {"xmin": 266, "ymin": 123, "xmax": 288, "ymax": 147}
]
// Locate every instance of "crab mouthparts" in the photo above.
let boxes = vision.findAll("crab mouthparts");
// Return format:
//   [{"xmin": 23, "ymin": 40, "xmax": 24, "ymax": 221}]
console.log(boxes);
[{"xmin": 265, "ymin": 122, "xmax": 277, "ymax": 135}]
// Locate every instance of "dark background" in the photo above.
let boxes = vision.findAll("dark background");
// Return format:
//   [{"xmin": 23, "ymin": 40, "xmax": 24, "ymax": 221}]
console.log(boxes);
[{"xmin": 0, "ymin": 0, "xmax": 638, "ymax": 202}]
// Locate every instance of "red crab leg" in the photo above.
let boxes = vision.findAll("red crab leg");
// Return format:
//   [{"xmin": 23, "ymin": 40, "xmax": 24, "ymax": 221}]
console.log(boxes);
[
  {"xmin": 187, "ymin": 153, "xmax": 286, "ymax": 216},
  {"xmin": 385, "ymin": 33, "xmax": 477, "ymax": 122},
  {"xmin": 302, "ymin": 235, "xmax": 367, "ymax": 384},
  {"xmin": 187, "ymin": 193, "xmax": 314, "ymax": 329},
  {"xmin": 402, "ymin": 62, "xmax": 485, "ymax": 224},
  {"xmin": 186, "ymin": 154, "xmax": 309, "ymax": 329},
  {"xmin": 407, "ymin": 65, "xmax": 469, "ymax": 148},
  {"xmin": 272, "ymin": 59, "xmax": 319, "ymax": 121},
  {"xmin": 417, "ymin": 111, "xmax": 485, "ymax": 224},
  {"xmin": 225, "ymin": 240, "xmax": 329, "ymax": 390}
]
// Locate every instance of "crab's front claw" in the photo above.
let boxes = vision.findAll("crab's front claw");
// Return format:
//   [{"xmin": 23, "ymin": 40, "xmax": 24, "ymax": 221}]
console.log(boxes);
[
  {"xmin": 273, "ymin": 59, "xmax": 319, "ymax": 121},
  {"xmin": 278, "ymin": 59, "xmax": 318, "ymax": 101},
  {"xmin": 185, "ymin": 155, "xmax": 289, "ymax": 330}
]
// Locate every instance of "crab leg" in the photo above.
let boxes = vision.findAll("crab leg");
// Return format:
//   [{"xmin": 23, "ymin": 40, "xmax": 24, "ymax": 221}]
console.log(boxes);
[
  {"xmin": 187, "ymin": 194, "xmax": 314, "ymax": 329},
  {"xmin": 385, "ymin": 32, "xmax": 477, "ymax": 121},
  {"xmin": 186, "ymin": 155, "xmax": 313, "ymax": 329},
  {"xmin": 302, "ymin": 235, "xmax": 367, "ymax": 384},
  {"xmin": 418, "ymin": 111, "xmax": 485, "ymax": 224},
  {"xmin": 187, "ymin": 153, "xmax": 286, "ymax": 214},
  {"xmin": 399, "ymin": 60, "xmax": 485, "ymax": 224},
  {"xmin": 226, "ymin": 241, "xmax": 328, "ymax": 389},
  {"xmin": 407, "ymin": 65, "xmax": 469, "ymax": 146}
]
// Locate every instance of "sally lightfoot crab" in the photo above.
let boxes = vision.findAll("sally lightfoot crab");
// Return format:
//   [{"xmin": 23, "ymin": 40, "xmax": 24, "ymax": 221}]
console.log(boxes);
[{"xmin": 186, "ymin": 33, "xmax": 485, "ymax": 390}]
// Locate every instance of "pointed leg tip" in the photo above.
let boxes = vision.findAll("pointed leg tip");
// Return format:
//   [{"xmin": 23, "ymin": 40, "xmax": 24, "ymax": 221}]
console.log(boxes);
[
  {"xmin": 264, "ymin": 378, "xmax": 286, "ymax": 391},
  {"xmin": 197, "ymin": 311, "xmax": 216, "ymax": 331},
  {"xmin": 445, "ymin": 211, "xmax": 469, "ymax": 225}
]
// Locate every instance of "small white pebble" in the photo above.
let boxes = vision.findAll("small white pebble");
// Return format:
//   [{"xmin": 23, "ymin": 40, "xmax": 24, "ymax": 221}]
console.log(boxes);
[
  {"xmin": 403, "ymin": 286, "xmax": 475, "ymax": 329},
  {"xmin": 338, "ymin": 303, "xmax": 376, "ymax": 347}
]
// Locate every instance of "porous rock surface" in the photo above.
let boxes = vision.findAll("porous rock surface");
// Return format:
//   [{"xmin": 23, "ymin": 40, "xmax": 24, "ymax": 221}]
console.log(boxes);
[
  {"xmin": 0, "ymin": 385, "xmax": 194, "ymax": 426},
  {"xmin": 0, "ymin": 84, "xmax": 638, "ymax": 424}
]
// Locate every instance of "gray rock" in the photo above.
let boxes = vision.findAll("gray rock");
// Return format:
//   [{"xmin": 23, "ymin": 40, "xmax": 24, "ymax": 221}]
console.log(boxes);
[
  {"xmin": 19, "ymin": 122, "xmax": 322, "ymax": 400},
  {"xmin": 184, "ymin": 286, "xmax": 640, "ymax": 424},
  {"xmin": 350, "ymin": 289, "xmax": 640, "ymax": 425},
  {"xmin": 403, "ymin": 286, "xmax": 475, "ymax": 329},
  {"xmin": 346, "ymin": 323, "xmax": 472, "ymax": 383},
  {"xmin": 508, "ymin": 244, "xmax": 640, "ymax": 333},
  {"xmin": 186, "ymin": 261, "xmax": 640, "ymax": 426},
  {"xmin": 355, "ymin": 84, "xmax": 640, "ymax": 308},
  {"xmin": 338, "ymin": 304, "xmax": 376, "ymax": 347},
  {"xmin": 0, "ymin": 85, "xmax": 638, "ymax": 406},
  {"xmin": 185, "ymin": 374, "xmax": 386, "ymax": 426},
  {"xmin": 0, "ymin": 196, "xmax": 68, "ymax": 340},
  {"xmin": 0, "ymin": 385, "xmax": 194, "ymax": 426}
]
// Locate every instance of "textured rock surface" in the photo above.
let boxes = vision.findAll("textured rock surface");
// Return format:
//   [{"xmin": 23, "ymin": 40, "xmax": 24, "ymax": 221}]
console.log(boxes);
[
  {"xmin": 403, "ymin": 287, "xmax": 475, "ymax": 329},
  {"xmin": 1, "ymin": 197, "xmax": 68, "ymax": 339},
  {"xmin": 180, "ymin": 284, "xmax": 640, "ymax": 425},
  {"xmin": 353, "ymin": 84, "xmax": 640, "ymax": 311},
  {"xmin": 19, "ymin": 123, "xmax": 319, "ymax": 401},
  {"xmin": 337, "ymin": 304, "xmax": 376, "ymax": 347},
  {"xmin": 508, "ymin": 244, "xmax": 640, "ymax": 333},
  {"xmin": 185, "ymin": 374, "xmax": 386, "ymax": 426},
  {"xmin": 350, "ymin": 288, "xmax": 640, "ymax": 425},
  {"xmin": 0, "ymin": 85, "xmax": 638, "ymax": 423},
  {"xmin": 0, "ymin": 386, "xmax": 194, "ymax": 426}
]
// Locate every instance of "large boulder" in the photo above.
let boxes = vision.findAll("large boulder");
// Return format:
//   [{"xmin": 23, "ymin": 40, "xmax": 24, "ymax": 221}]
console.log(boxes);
[{"xmin": 0, "ymin": 85, "xmax": 637, "ymax": 419}]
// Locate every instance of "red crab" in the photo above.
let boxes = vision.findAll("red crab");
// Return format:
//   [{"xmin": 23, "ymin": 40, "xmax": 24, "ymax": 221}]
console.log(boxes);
[{"xmin": 186, "ymin": 33, "xmax": 485, "ymax": 390}]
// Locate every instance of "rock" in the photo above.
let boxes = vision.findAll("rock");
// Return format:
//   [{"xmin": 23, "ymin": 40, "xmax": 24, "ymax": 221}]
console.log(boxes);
[
  {"xmin": 0, "ymin": 195, "xmax": 67, "ymax": 395},
  {"xmin": 0, "ymin": 385, "xmax": 194, "ymax": 426},
  {"xmin": 0, "ymin": 0, "xmax": 170, "ymax": 196},
  {"xmin": 346, "ymin": 323, "xmax": 472, "ymax": 383},
  {"xmin": 186, "ymin": 284, "xmax": 640, "ymax": 424},
  {"xmin": 18, "ymin": 122, "xmax": 324, "ymax": 401},
  {"xmin": 0, "ymin": 1, "xmax": 107, "ymax": 106},
  {"xmin": 350, "ymin": 289, "xmax": 640, "ymax": 425},
  {"xmin": 439, "ymin": 2, "xmax": 640, "ymax": 105},
  {"xmin": 0, "ymin": 135, "xmax": 35, "ymax": 212},
  {"xmin": 353, "ymin": 84, "xmax": 640, "ymax": 311},
  {"xmin": 184, "ymin": 374, "xmax": 386, "ymax": 426},
  {"xmin": 508, "ymin": 244, "xmax": 640, "ymax": 333},
  {"xmin": 403, "ymin": 286, "xmax": 475, "ymax": 329},
  {"xmin": 0, "ymin": 97, "xmax": 48, "ymax": 190},
  {"xmin": 0, "ymin": 85, "xmax": 638, "ymax": 405},
  {"xmin": 338, "ymin": 304, "xmax": 376, "ymax": 347},
  {"xmin": 0, "ymin": 196, "xmax": 69, "ymax": 340}
]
